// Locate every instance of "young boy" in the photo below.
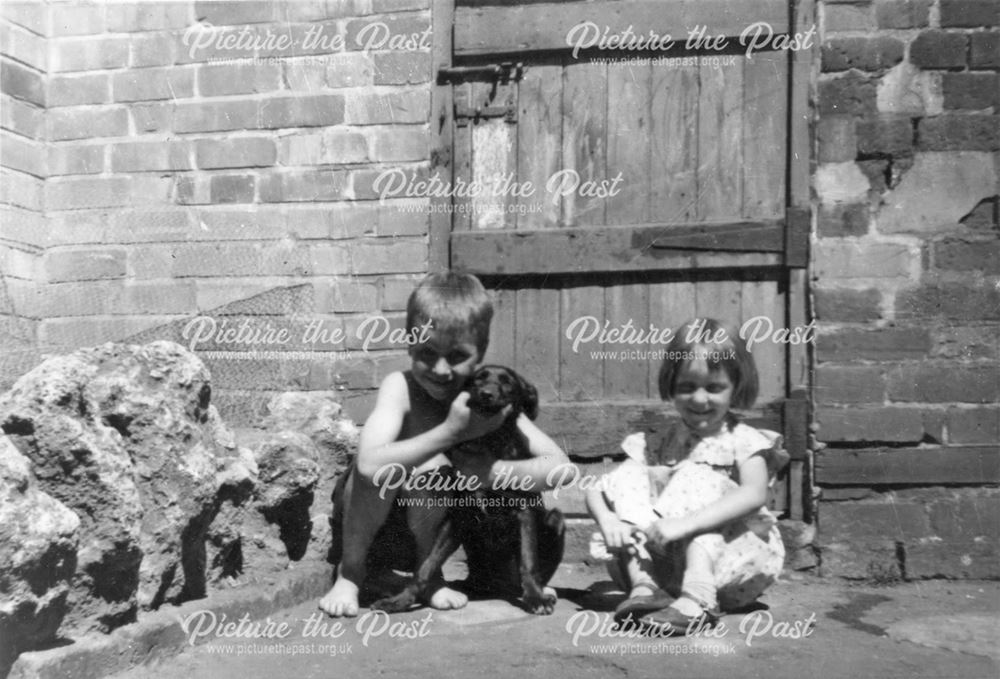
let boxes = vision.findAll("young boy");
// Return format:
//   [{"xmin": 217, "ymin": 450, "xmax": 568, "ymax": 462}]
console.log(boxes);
[{"xmin": 319, "ymin": 272, "xmax": 569, "ymax": 617}]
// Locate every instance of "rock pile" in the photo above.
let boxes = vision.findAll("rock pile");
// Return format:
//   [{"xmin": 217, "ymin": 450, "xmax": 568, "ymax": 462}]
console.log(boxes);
[{"xmin": 0, "ymin": 341, "xmax": 357, "ymax": 672}]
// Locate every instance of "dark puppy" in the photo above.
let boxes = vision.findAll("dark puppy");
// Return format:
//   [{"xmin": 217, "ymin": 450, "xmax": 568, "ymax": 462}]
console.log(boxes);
[{"xmin": 372, "ymin": 365, "xmax": 564, "ymax": 615}]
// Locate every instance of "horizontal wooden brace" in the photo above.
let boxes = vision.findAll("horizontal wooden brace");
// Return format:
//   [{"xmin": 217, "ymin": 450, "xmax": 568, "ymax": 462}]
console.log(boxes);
[
  {"xmin": 816, "ymin": 446, "xmax": 999, "ymax": 486},
  {"xmin": 452, "ymin": 222, "xmax": 791, "ymax": 275},
  {"xmin": 455, "ymin": 0, "xmax": 790, "ymax": 57},
  {"xmin": 536, "ymin": 401, "xmax": 784, "ymax": 459}
]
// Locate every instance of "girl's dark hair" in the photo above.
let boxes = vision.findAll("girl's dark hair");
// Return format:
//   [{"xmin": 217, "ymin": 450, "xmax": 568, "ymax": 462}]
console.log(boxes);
[
  {"xmin": 657, "ymin": 317, "xmax": 759, "ymax": 409},
  {"xmin": 406, "ymin": 271, "xmax": 493, "ymax": 354}
]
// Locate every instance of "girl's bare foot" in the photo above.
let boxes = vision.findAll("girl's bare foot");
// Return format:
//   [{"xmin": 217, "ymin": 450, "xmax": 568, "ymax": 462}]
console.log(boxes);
[{"xmin": 319, "ymin": 577, "xmax": 360, "ymax": 617}]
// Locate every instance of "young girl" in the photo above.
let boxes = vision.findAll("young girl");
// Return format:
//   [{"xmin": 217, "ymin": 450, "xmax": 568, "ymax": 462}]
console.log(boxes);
[{"xmin": 585, "ymin": 318, "xmax": 789, "ymax": 632}]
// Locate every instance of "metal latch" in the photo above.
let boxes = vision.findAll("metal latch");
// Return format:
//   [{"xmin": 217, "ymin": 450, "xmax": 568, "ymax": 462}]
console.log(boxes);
[
  {"xmin": 437, "ymin": 62, "xmax": 523, "ymax": 85},
  {"xmin": 441, "ymin": 62, "xmax": 523, "ymax": 126},
  {"xmin": 454, "ymin": 100, "xmax": 517, "ymax": 126}
]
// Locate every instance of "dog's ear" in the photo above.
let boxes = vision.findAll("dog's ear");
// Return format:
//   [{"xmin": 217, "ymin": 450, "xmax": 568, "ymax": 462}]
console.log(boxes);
[{"xmin": 514, "ymin": 369, "xmax": 539, "ymax": 420}]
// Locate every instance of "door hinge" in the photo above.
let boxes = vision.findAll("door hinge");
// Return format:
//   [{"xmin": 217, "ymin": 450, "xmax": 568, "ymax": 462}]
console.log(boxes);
[{"xmin": 785, "ymin": 207, "xmax": 810, "ymax": 268}]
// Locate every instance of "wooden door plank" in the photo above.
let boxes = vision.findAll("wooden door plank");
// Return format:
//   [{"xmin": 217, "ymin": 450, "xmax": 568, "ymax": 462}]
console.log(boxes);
[
  {"xmin": 650, "ymin": 66, "xmax": 698, "ymax": 223},
  {"xmin": 606, "ymin": 61, "xmax": 651, "ymax": 225},
  {"xmin": 604, "ymin": 279, "xmax": 650, "ymax": 399},
  {"xmin": 789, "ymin": 0, "xmax": 815, "ymax": 208},
  {"xmin": 516, "ymin": 287, "xmax": 560, "ymax": 401},
  {"xmin": 740, "ymin": 274, "xmax": 785, "ymax": 405},
  {"xmin": 561, "ymin": 61, "xmax": 607, "ymax": 227},
  {"xmin": 648, "ymin": 280, "xmax": 697, "ymax": 397},
  {"xmin": 742, "ymin": 50, "xmax": 787, "ymax": 220},
  {"xmin": 697, "ymin": 59, "xmax": 744, "ymax": 221},
  {"xmin": 469, "ymin": 81, "xmax": 518, "ymax": 230},
  {"xmin": 559, "ymin": 283, "xmax": 605, "ymax": 401},
  {"xmin": 787, "ymin": 269, "xmax": 810, "ymax": 393},
  {"xmin": 488, "ymin": 287, "xmax": 516, "ymax": 369},
  {"xmin": 454, "ymin": 0, "xmax": 791, "ymax": 57},
  {"xmin": 429, "ymin": 0, "xmax": 454, "ymax": 271},
  {"xmin": 452, "ymin": 82, "xmax": 474, "ymax": 232},
  {"xmin": 517, "ymin": 64, "xmax": 563, "ymax": 229},
  {"xmin": 695, "ymin": 279, "xmax": 742, "ymax": 331},
  {"xmin": 788, "ymin": 459, "xmax": 805, "ymax": 521}
]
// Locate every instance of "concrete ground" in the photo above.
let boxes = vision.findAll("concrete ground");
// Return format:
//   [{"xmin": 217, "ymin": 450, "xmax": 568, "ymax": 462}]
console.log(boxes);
[{"xmin": 106, "ymin": 562, "xmax": 999, "ymax": 679}]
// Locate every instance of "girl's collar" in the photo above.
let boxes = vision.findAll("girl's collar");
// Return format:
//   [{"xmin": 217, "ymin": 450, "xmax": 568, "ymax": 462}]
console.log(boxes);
[{"xmin": 681, "ymin": 412, "xmax": 740, "ymax": 441}]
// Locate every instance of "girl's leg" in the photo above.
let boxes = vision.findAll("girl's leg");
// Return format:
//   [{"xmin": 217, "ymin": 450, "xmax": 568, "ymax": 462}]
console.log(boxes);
[
  {"xmin": 715, "ymin": 525, "xmax": 785, "ymax": 611},
  {"xmin": 603, "ymin": 461, "xmax": 660, "ymax": 527},
  {"xmin": 635, "ymin": 536, "xmax": 721, "ymax": 631},
  {"xmin": 611, "ymin": 543, "xmax": 676, "ymax": 622},
  {"xmin": 671, "ymin": 538, "xmax": 720, "ymax": 616},
  {"xmin": 623, "ymin": 547, "xmax": 661, "ymax": 597}
]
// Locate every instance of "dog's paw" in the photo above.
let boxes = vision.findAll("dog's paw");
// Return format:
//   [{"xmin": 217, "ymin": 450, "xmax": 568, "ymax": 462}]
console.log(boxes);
[
  {"xmin": 523, "ymin": 586, "xmax": 557, "ymax": 615},
  {"xmin": 370, "ymin": 589, "xmax": 418, "ymax": 613}
]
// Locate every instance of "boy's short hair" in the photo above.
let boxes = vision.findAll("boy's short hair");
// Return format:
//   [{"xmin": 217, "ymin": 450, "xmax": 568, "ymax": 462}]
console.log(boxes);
[
  {"xmin": 657, "ymin": 318, "xmax": 759, "ymax": 410},
  {"xmin": 406, "ymin": 272, "xmax": 493, "ymax": 354}
]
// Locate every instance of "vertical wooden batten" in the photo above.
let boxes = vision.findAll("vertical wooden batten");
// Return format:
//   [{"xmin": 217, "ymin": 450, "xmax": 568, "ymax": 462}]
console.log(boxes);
[
  {"xmin": 786, "ymin": 0, "xmax": 817, "ymax": 521},
  {"xmin": 428, "ymin": 0, "xmax": 456, "ymax": 272}
]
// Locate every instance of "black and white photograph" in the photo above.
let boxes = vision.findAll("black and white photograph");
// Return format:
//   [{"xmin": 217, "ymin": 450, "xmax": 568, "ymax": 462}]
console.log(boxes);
[{"xmin": 0, "ymin": 0, "xmax": 998, "ymax": 677}]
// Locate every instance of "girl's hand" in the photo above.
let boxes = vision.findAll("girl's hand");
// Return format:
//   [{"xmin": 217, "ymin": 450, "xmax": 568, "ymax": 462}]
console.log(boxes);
[
  {"xmin": 444, "ymin": 392, "xmax": 512, "ymax": 443},
  {"xmin": 644, "ymin": 517, "xmax": 694, "ymax": 550},
  {"xmin": 600, "ymin": 516, "xmax": 639, "ymax": 550}
]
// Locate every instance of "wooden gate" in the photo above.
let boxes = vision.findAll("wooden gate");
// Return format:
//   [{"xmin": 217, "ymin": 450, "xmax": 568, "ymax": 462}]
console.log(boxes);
[{"xmin": 427, "ymin": 0, "xmax": 814, "ymax": 518}]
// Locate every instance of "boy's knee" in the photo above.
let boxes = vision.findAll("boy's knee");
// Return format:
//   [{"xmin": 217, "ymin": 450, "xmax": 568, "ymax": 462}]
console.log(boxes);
[{"xmin": 355, "ymin": 456, "xmax": 399, "ymax": 486}]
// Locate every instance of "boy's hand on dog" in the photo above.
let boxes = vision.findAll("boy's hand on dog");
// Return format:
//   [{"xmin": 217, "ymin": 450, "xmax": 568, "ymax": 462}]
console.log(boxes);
[
  {"xmin": 448, "ymin": 447, "xmax": 496, "ymax": 488},
  {"xmin": 444, "ymin": 391, "xmax": 512, "ymax": 443}
]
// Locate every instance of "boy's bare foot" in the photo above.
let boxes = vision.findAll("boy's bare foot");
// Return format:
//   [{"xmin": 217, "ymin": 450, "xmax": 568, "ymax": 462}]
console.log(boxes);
[
  {"xmin": 428, "ymin": 585, "xmax": 468, "ymax": 610},
  {"xmin": 319, "ymin": 578, "xmax": 360, "ymax": 617}
]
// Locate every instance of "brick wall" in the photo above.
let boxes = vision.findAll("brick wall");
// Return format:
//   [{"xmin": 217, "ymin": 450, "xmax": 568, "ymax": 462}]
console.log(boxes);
[
  {"xmin": 0, "ymin": 0, "xmax": 435, "ymax": 420},
  {"xmin": 813, "ymin": 0, "xmax": 999, "ymax": 578},
  {"xmin": 0, "ymin": 1, "xmax": 47, "ymax": 390}
]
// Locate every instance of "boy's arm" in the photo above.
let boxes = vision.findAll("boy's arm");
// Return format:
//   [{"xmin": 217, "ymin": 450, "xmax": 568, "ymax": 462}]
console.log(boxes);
[
  {"xmin": 484, "ymin": 415, "xmax": 570, "ymax": 491},
  {"xmin": 356, "ymin": 373, "xmax": 508, "ymax": 479}
]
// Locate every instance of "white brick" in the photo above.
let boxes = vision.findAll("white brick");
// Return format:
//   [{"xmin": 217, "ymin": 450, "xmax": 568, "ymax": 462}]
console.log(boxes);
[
  {"xmin": 814, "ymin": 240, "xmax": 916, "ymax": 280},
  {"xmin": 814, "ymin": 162, "xmax": 870, "ymax": 206}
]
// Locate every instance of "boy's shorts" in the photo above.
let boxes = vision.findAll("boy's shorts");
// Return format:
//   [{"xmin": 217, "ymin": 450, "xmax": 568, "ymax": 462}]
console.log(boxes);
[{"xmin": 327, "ymin": 459, "xmax": 418, "ymax": 574}]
